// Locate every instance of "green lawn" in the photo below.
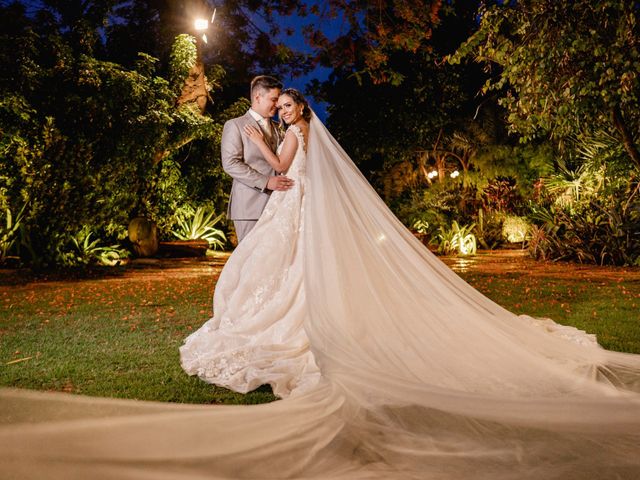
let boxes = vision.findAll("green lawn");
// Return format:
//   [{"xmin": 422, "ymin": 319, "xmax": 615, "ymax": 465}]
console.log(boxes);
[
  {"xmin": 458, "ymin": 270, "xmax": 640, "ymax": 354},
  {"xmin": 1, "ymin": 255, "xmax": 639, "ymax": 404}
]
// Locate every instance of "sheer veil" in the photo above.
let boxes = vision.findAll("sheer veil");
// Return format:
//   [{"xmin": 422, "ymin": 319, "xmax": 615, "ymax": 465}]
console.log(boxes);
[{"xmin": 1, "ymin": 111, "xmax": 640, "ymax": 479}]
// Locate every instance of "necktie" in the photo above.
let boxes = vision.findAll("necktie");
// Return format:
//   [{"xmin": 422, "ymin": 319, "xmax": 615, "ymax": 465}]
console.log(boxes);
[{"xmin": 260, "ymin": 118, "xmax": 273, "ymax": 141}]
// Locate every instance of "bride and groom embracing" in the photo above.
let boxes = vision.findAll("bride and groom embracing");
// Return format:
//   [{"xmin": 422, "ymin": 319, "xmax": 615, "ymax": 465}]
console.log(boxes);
[
  {"xmin": 2, "ymin": 75, "xmax": 640, "ymax": 479},
  {"xmin": 180, "ymin": 75, "xmax": 320, "ymax": 396}
]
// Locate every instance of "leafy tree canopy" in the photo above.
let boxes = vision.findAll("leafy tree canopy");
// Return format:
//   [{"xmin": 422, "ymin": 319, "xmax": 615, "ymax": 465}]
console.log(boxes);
[
  {"xmin": 450, "ymin": 0, "xmax": 640, "ymax": 167},
  {"xmin": 304, "ymin": 0, "xmax": 446, "ymax": 85}
]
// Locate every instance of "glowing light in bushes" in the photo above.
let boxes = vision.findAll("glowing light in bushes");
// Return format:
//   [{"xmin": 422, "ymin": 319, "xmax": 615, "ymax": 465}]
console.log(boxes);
[{"xmin": 502, "ymin": 216, "xmax": 530, "ymax": 243}]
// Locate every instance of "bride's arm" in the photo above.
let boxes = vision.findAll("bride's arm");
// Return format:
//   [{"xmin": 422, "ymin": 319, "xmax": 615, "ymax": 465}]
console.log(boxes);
[{"xmin": 243, "ymin": 126, "xmax": 298, "ymax": 174}]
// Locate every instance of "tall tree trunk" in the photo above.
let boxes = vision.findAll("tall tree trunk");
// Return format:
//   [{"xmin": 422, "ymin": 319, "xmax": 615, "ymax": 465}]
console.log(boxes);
[
  {"xmin": 432, "ymin": 129, "xmax": 445, "ymax": 182},
  {"xmin": 153, "ymin": 59, "xmax": 211, "ymax": 165},
  {"xmin": 611, "ymin": 105, "xmax": 640, "ymax": 169},
  {"xmin": 177, "ymin": 60, "xmax": 209, "ymax": 113}
]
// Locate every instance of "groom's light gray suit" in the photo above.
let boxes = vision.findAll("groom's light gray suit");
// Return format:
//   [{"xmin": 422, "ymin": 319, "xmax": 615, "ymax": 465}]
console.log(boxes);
[{"xmin": 221, "ymin": 110, "xmax": 281, "ymax": 242}]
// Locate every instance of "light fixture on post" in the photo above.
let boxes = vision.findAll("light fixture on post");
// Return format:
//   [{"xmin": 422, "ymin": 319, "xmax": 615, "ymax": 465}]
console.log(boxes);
[
  {"xmin": 194, "ymin": 9, "xmax": 216, "ymax": 44},
  {"xmin": 194, "ymin": 17, "xmax": 208, "ymax": 44}
]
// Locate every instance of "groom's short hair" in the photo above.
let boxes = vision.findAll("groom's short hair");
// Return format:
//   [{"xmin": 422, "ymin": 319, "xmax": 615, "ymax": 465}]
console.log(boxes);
[{"xmin": 250, "ymin": 75, "xmax": 283, "ymax": 98}]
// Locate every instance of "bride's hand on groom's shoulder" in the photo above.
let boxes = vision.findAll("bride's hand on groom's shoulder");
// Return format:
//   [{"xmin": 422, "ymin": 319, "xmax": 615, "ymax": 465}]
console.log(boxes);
[{"xmin": 243, "ymin": 125, "xmax": 264, "ymax": 145}]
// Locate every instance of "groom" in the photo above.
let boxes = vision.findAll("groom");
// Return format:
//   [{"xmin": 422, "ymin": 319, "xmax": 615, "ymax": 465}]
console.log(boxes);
[{"xmin": 221, "ymin": 75, "xmax": 294, "ymax": 243}]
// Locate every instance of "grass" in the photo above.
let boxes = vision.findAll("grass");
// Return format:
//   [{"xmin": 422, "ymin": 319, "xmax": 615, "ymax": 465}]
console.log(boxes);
[
  {"xmin": 457, "ymin": 270, "xmax": 640, "ymax": 354},
  {"xmin": 1, "ymin": 255, "xmax": 639, "ymax": 404},
  {"xmin": 0, "ymin": 261, "xmax": 278, "ymax": 405}
]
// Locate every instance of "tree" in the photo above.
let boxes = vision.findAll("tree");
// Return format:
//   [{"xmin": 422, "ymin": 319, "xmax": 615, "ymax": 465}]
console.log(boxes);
[
  {"xmin": 304, "ymin": 0, "xmax": 447, "ymax": 85},
  {"xmin": 450, "ymin": 0, "xmax": 640, "ymax": 168},
  {"xmin": 0, "ymin": 3, "xmax": 234, "ymax": 266},
  {"xmin": 104, "ymin": 0, "xmax": 313, "ymax": 107},
  {"xmin": 308, "ymin": 2, "xmax": 490, "ymax": 188}
]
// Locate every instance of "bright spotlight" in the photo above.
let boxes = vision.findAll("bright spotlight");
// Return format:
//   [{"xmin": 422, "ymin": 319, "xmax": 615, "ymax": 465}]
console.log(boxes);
[{"xmin": 194, "ymin": 18, "xmax": 208, "ymax": 31}]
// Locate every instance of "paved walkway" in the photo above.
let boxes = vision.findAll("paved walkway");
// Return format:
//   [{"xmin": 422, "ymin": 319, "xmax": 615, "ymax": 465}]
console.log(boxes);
[
  {"xmin": 2, "ymin": 250, "xmax": 639, "ymax": 288},
  {"xmin": 442, "ymin": 249, "xmax": 640, "ymax": 281}
]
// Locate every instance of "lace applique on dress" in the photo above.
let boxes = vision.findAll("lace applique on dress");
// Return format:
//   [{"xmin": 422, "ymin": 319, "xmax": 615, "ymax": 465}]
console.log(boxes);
[{"xmin": 288, "ymin": 123, "xmax": 307, "ymax": 153}]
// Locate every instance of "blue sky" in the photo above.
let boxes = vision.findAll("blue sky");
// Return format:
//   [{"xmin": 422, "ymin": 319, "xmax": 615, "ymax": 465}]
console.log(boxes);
[{"xmin": 248, "ymin": 5, "xmax": 344, "ymax": 120}]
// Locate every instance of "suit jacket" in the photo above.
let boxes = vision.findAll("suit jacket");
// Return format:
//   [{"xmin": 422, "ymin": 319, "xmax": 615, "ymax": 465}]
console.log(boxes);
[{"xmin": 221, "ymin": 111, "xmax": 282, "ymax": 220}]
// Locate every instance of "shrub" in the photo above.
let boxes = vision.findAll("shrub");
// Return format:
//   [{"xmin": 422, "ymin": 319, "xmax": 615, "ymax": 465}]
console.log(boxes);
[
  {"xmin": 528, "ymin": 195, "xmax": 640, "ymax": 266},
  {"xmin": 0, "ymin": 28, "xmax": 233, "ymax": 267},
  {"xmin": 433, "ymin": 221, "xmax": 477, "ymax": 256},
  {"xmin": 527, "ymin": 132, "xmax": 640, "ymax": 266},
  {"xmin": 172, "ymin": 205, "xmax": 226, "ymax": 250},
  {"xmin": 473, "ymin": 208, "xmax": 504, "ymax": 250},
  {"xmin": 501, "ymin": 215, "xmax": 530, "ymax": 244}
]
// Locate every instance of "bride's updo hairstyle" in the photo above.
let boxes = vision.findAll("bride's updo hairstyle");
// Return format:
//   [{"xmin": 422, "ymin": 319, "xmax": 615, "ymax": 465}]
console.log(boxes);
[{"xmin": 279, "ymin": 88, "xmax": 312, "ymax": 124}]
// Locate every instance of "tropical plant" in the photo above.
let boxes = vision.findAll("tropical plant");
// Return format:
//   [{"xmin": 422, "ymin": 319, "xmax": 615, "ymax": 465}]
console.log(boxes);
[
  {"xmin": 473, "ymin": 208, "xmax": 503, "ymax": 250},
  {"xmin": 96, "ymin": 245, "xmax": 131, "ymax": 266},
  {"xmin": 411, "ymin": 219, "xmax": 430, "ymax": 235},
  {"xmin": 59, "ymin": 228, "xmax": 130, "ymax": 267},
  {"xmin": 527, "ymin": 129, "xmax": 640, "ymax": 265},
  {"xmin": 433, "ymin": 221, "xmax": 477, "ymax": 256},
  {"xmin": 0, "ymin": 201, "xmax": 27, "ymax": 263},
  {"xmin": 542, "ymin": 164, "xmax": 594, "ymax": 210},
  {"xmin": 526, "ymin": 224, "xmax": 552, "ymax": 261},
  {"xmin": 172, "ymin": 205, "xmax": 226, "ymax": 250},
  {"xmin": 480, "ymin": 179, "xmax": 524, "ymax": 214},
  {"xmin": 71, "ymin": 229, "xmax": 102, "ymax": 257},
  {"xmin": 528, "ymin": 197, "xmax": 640, "ymax": 266}
]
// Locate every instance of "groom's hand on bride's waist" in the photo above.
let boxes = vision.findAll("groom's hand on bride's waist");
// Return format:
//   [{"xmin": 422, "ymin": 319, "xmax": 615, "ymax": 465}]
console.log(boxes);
[{"xmin": 266, "ymin": 176, "xmax": 294, "ymax": 191}]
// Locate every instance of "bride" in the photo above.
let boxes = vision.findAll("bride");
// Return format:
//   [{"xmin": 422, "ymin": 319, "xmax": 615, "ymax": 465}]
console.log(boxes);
[
  {"xmin": 1, "ymin": 89, "xmax": 640, "ymax": 480},
  {"xmin": 179, "ymin": 88, "xmax": 321, "ymax": 397}
]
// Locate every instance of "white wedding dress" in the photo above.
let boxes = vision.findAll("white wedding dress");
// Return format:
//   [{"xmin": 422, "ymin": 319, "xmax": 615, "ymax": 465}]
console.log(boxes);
[
  {"xmin": 180, "ymin": 124, "xmax": 321, "ymax": 397},
  {"xmin": 2, "ymin": 114, "xmax": 640, "ymax": 479}
]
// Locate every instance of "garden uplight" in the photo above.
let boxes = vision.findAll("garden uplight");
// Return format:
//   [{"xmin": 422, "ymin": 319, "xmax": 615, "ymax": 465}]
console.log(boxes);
[{"xmin": 451, "ymin": 170, "xmax": 460, "ymax": 178}]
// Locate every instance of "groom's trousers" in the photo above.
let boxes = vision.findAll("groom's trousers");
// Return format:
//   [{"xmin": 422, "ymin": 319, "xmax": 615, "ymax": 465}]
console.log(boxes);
[{"xmin": 234, "ymin": 220, "xmax": 258, "ymax": 244}]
